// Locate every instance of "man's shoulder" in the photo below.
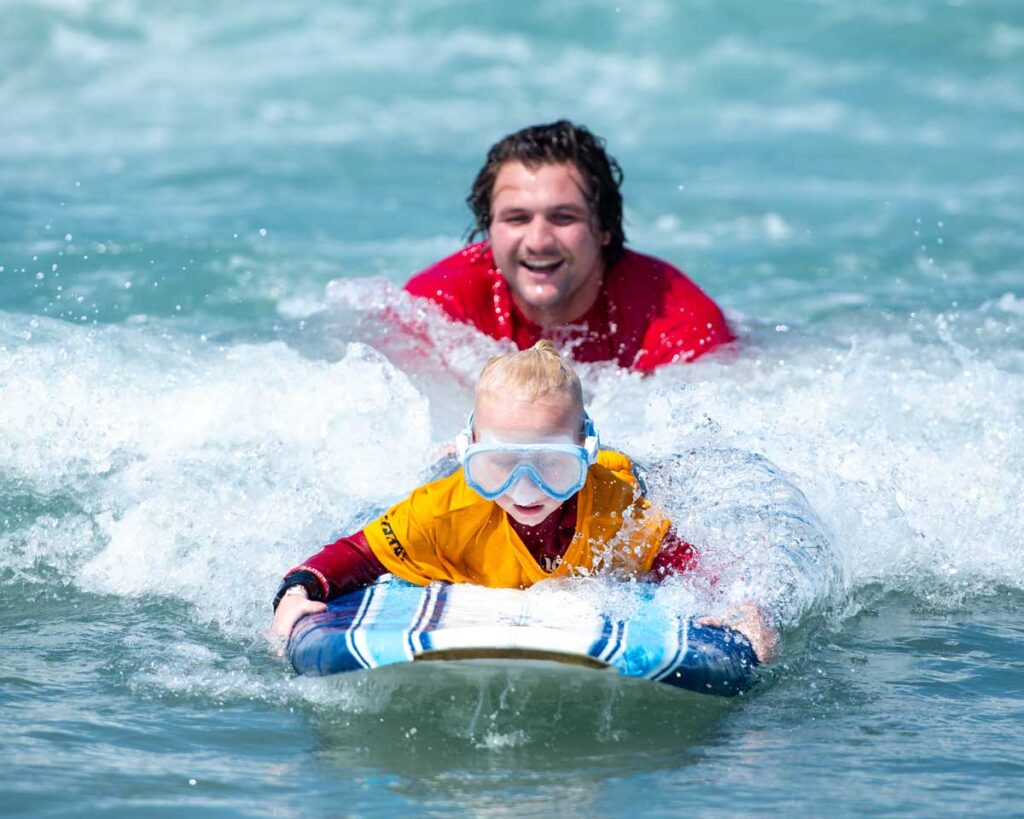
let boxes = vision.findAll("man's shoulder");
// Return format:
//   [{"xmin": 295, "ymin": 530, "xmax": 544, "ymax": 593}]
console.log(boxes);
[
  {"xmin": 607, "ymin": 249, "xmax": 733, "ymax": 369},
  {"xmin": 403, "ymin": 242, "xmax": 502, "ymax": 324},
  {"xmin": 405, "ymin": 242, "xmax": 496, "ymax": 293},
  {"xmin": 608, "ymin": 248, "xmax": 728, "ymax": 318},
  {"xmin": 609, "ymin": 249, "xmax": 700, "ymax": 291},
  {"xmin": 600, "ymin": 249, "xmax": 709, "ymax": 327}
]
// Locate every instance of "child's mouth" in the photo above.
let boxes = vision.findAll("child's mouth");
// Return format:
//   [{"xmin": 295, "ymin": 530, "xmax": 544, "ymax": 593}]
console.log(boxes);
[{"xmin": 514, "ymin": 503, "xmax": 545, "ymax": 514}]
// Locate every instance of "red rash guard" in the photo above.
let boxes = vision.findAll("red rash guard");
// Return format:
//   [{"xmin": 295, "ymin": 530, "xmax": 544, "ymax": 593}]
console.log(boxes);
[
  {"xmin": 404, "ymin": 242, "xmax": 734, "ymax": 372},
  {"xmin": 283, "ymin": 494, "xmax": 697, "ymax": 602}
]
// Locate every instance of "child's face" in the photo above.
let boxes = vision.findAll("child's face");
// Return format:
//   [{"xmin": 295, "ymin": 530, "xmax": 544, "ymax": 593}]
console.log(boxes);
[{"xmin": 473, "ymin": 390, "xmax": 582, "ymax": 526}]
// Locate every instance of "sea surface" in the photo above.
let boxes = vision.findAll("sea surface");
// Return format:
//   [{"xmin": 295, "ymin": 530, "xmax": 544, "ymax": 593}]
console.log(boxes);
[{"xmin": 2, "ymin": 0, "xmax": 1023, "ymax": 816}]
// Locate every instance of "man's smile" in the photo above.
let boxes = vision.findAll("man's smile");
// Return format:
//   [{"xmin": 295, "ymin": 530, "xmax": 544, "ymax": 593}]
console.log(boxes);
[{"xmin": 520, "ymin": 258, "xmax": 565, "ymax": 274}]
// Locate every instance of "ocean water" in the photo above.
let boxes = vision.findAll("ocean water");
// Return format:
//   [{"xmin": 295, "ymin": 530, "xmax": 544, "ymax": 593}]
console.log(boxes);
[{"xmin": 2, "ymin": 0, "xmax": 1023, "ymax": 815}]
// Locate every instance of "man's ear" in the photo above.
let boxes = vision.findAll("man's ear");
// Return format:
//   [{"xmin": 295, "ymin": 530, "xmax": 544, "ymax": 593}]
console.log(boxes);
[{"xmin": 601, "ymin": 230, "xmax": 611, "ymax": 246}]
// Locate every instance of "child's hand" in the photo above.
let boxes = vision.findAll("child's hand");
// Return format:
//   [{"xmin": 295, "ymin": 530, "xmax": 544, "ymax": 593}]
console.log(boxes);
[
  {"xmin": 699, "ymin": 602, "xmax": 778, "ymax": 664},
  {"xmin": 268, "ymin": 594, "xmax": 327, "ymax": 655}
]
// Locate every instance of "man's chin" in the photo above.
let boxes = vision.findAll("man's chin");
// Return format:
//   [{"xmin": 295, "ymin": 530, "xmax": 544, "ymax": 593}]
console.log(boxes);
[{"xmin": 509, "ymin": 282, "xmax": 563, "ymax": 311}]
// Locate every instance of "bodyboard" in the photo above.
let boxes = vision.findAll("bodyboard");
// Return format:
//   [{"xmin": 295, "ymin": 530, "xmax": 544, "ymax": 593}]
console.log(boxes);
[{"xmin": 288, "ymin": 579, "xmax": 758, "ymax": 696}]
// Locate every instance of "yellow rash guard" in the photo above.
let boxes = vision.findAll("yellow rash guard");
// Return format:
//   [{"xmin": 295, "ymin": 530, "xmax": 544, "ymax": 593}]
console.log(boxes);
[{"xmin": 362, "ymin": 451, "xmax": 671, "ymax": 588}]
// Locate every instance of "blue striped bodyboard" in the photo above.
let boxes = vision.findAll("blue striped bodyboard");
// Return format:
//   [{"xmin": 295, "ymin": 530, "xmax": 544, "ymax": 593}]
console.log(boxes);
[{"xmin": 288, "ymin": 579, "xmax": 758, "ymax": 696}]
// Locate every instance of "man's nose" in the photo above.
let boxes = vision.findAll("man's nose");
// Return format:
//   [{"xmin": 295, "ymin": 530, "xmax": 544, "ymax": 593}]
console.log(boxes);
[{"xmin": 524, "ymin": 217, "xmax": 557, "ymax": 252}]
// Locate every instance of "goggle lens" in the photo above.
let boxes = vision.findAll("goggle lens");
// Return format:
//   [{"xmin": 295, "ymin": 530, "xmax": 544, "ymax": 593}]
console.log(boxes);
[{"xmin": 463, "ymin": 446, "xmax": 589, "ymax": 500}]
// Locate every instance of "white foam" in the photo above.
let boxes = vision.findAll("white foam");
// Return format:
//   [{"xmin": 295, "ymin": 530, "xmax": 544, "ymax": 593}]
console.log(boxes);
[
  {"xmin": 0, "ymin": 314, "xmax": 432, "ymax": 637},
  {"xmin": 3, "ymin": 288, "xmax": 1023, "ymax": 683},
  {"xmin": 587, "ymin": 307, "xmax": 1024, "ymax": 608}
]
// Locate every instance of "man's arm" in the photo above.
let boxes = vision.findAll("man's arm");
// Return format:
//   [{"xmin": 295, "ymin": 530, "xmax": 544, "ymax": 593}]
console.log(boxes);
[
  {"xmin": 630, "ymin": 258, "xmax": 735, "ymax": 372},
  {"xmin": 403, "ymin": 242, "xmax": 495, "ymax": 326}
]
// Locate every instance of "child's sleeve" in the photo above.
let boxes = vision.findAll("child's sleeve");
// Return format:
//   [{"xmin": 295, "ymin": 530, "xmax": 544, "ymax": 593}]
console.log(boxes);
[
  {"xmin": 273, "ymin": 530, "xmax": 387, "ymax": 608},
  {"xmin": 648, "ymin": 527, "xmax": 700, "ymax": 579}
]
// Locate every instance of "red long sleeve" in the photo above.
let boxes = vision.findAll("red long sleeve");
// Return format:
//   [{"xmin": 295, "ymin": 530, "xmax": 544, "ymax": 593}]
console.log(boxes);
[
  {"xmin": 285, "ymin": 531, "xmax": 387, "ymax": 600},
  {"xmin": 649, "ymin": 528, "xmax": 699, "ymax": 579}
]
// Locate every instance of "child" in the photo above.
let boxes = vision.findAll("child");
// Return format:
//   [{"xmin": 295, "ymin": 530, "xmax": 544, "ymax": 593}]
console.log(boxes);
[{"xmin": 271, "ymin": 340, "xmax": 775, "ymax": 661}]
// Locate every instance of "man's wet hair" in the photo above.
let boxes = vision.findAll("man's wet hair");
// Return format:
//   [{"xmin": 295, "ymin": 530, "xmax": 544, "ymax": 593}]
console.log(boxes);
[{"xmin": 466, "ymin": 120, "xmax": 626, "ymax": 268}]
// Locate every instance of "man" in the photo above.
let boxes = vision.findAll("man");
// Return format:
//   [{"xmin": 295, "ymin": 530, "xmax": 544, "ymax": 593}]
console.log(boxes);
[{"xmin": 404, "ymin": 120, "xmax": 734, "ymax": 373}]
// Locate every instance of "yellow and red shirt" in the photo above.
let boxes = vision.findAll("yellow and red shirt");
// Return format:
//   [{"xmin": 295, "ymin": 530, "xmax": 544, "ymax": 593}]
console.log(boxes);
[
  {"xmin": 282, "ymin": 451, "xmax": 687, "ymax": 603},
  {"xmin": 361, "ymin": 451, "xmax": 670, "ymax": 588}
]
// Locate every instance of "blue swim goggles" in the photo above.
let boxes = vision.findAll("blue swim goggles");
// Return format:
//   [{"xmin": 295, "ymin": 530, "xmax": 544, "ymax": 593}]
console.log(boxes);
[{"xmin": 454, "ymin": 413, "xmax": 601, "ymax": 502}]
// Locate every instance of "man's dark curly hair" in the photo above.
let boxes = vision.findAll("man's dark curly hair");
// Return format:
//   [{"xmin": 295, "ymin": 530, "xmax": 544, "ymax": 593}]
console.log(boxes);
[{"xmin": 466, "ymin": 120, "xmax": 626, "ymax": 268}]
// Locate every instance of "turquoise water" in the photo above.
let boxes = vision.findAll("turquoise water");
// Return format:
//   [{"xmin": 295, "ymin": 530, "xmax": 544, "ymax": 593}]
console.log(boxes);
[{"xmin": 2, "ymin": 0, "xmax": 1023, "ymax": 815}]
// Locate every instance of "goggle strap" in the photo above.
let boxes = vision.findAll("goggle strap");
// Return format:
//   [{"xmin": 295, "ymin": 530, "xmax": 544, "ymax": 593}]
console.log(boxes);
[{"xmin": 582, "ymin": 411, "xmax": 600, "ymax": 463}]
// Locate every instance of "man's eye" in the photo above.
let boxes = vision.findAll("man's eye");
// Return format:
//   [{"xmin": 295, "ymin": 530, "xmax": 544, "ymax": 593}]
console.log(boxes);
[
  {"xmin": 550, "ymin": 213, "xmax": 580, "ymax": 225},
  {"xmin": 502, "ymin": 214, "xmax": 530, "ymax": 224}
]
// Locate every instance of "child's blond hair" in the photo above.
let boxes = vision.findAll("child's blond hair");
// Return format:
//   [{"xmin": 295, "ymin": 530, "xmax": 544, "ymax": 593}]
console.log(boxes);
[{"xmin": 475, "ymin": 340, "xmax": 584, "ymax": 423}]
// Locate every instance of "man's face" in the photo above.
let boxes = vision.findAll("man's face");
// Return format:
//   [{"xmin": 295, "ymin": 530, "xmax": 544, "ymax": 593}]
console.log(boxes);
[
  {"xmin": 473, "ymin": 389, "xmax": 582, "ymax": 526},
  {"xmin": 488, "ymin": 161, "xmax": 609, "ymax": 328}
]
